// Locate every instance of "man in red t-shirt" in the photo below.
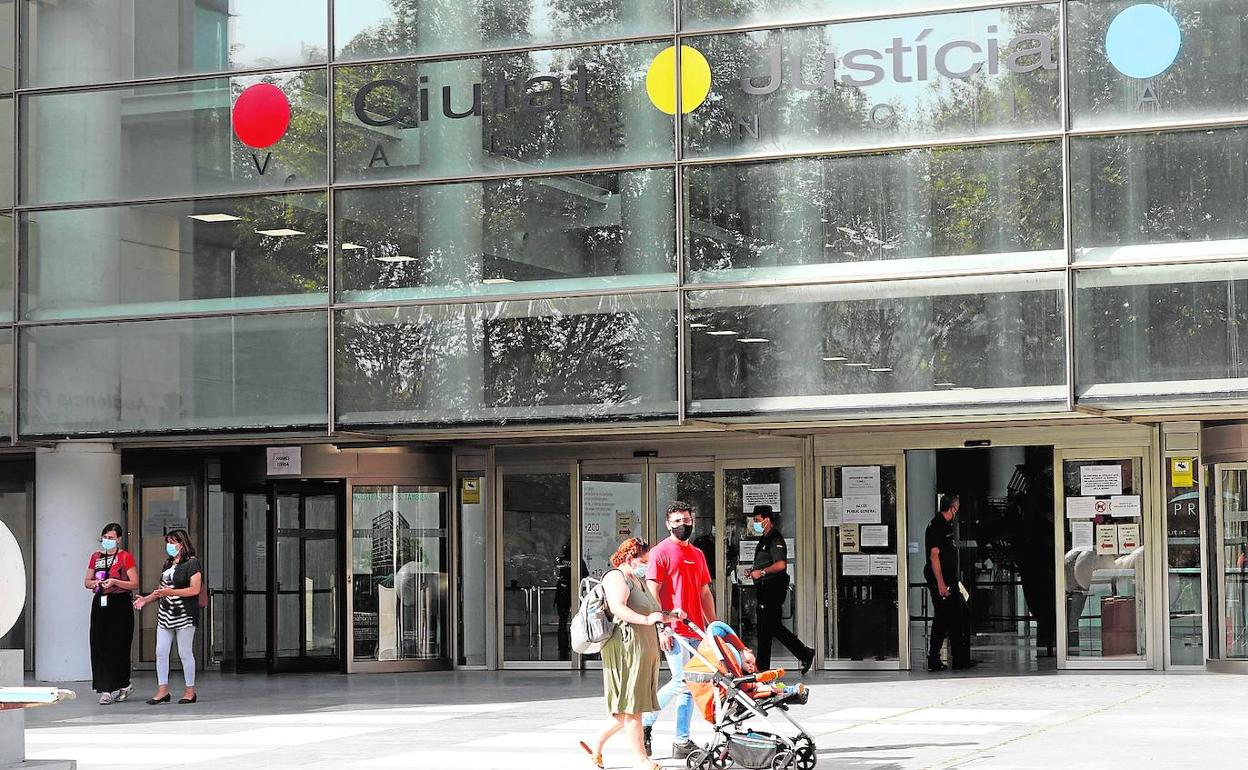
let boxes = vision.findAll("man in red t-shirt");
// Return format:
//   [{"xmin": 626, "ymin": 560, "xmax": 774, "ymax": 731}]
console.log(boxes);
[{"xmin": 642, "ymin": 500, "xmax": 716, "ymax": 759}]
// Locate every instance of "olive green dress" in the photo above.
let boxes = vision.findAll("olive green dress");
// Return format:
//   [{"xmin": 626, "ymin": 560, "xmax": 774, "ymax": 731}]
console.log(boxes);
[{"xmin": 601, "ymin": 573, "xmax": 661, "ymax": 714}]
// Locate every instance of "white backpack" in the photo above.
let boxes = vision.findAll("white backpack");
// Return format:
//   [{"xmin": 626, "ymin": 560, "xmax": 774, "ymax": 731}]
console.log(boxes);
[{"xmin": 570, "ymin": 571, "xmax": 617, "ymax": 655}]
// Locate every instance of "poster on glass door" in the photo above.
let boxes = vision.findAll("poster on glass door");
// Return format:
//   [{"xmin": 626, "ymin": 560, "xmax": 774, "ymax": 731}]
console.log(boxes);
[{"xmin": 582, "ymin": 481, "xmax": 640, "ymax": 580}]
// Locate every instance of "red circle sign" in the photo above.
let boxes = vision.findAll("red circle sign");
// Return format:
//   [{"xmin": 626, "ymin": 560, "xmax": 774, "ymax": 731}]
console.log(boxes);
[{"xmin": 232, "ymin": 83, "xmax": 291, "ymax": 149}]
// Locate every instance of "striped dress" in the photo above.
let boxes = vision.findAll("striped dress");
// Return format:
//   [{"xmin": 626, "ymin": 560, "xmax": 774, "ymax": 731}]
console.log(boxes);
[{"xmin": 156, "ymin": 565, "xmax": 194, "ymax": 630}]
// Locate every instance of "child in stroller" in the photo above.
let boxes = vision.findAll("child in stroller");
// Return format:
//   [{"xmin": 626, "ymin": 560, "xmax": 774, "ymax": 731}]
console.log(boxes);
[{"xmin": 670, "ymin": 620, "xmax": 816, "ymax": 770}]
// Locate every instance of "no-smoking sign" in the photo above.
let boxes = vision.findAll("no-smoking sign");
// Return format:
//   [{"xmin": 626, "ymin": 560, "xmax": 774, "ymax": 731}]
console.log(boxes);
[{"xmin": 1094, "ymin": 500, "xmax": 1111, "ymax": 515}]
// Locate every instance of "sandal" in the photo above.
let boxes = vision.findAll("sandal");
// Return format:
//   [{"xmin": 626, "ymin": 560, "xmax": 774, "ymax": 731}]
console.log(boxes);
[
  {"xmin": 97, "ymin": 692, "xmax": 114, "ymax": 705},
  {"xmin": 578, "ymin": 741, "xmax": 604, "ymax": 769}
]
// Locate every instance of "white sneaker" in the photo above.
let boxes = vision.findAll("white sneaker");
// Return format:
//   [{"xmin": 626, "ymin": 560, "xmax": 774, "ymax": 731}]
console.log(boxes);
[
  {"xmin": 115, "ymin": 685, "xmax": 133, "ymax": 703},
  {"xmin": 98, "ymin": 692, "xmax": 114, "ymax": 705}
]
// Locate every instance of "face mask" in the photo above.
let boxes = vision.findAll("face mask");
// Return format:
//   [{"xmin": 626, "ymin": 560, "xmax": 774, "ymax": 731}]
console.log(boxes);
[
  {"xmin": 633, "ymin": 565, "xmax": 647, "ymax": 579},
  {"xmin": 100, "ymin": 538, "xmax": 117, "ymax": 551},
  {"xmin": 751, "ymin": 521, "xmax": 765, "ymax": 535},
  {"xmin": 671, "ymin": 524, "xmax": 693, "ymax": 542},
  {"xmin": 166, "ymin": 543, "xmax": 179, "ymax": 558}
]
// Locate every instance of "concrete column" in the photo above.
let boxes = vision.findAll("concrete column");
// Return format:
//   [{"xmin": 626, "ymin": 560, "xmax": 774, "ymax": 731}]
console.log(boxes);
[
  {"xmin": 35, "ymin": 443, "xmax": 121, "ymax": 683},
  {"xmin": 989, "ymin": 446, "xmax": 1027, "ymax": 498}
]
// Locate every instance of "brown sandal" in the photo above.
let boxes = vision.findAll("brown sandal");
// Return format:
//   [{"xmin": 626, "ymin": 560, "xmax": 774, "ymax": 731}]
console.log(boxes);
[{"xmin": 578, "ymin": 740, "xmax": 604, "ymax": 769}]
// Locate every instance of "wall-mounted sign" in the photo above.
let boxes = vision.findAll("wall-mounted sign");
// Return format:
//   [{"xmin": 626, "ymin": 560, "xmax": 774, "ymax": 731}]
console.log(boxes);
[
  {"xmin": 743, "ymin": 484, "xmax": 781, "ymax": 512},
  {"xmin": 266, "ymin": 446, "xmax": 302, "ymax": 476}
]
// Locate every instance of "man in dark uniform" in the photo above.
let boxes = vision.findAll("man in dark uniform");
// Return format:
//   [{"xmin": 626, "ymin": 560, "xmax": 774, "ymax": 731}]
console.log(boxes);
[
  {"xmin": 924, "ymin": 494, "xmax": 973, "ymax": 671},
  {"xmin": 747, "ymin": 505, "xmax": 816, "ymax": 674}
]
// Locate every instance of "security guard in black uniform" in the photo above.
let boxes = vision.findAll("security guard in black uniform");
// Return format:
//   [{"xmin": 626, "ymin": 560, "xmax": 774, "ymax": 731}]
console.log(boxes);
[
  {"xmin": 747, "ymin": 505, "xmax": 815, "ymax": 673},
  {"xmin": 924, "ymin": 494, "xmax": 973, "ymax": 671}
]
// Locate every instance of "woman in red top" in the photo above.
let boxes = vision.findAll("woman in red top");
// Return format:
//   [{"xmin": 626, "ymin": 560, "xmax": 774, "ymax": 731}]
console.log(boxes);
[{"xmin": 84, "ymin": 523, "xmax": 138, "ymax": 705}]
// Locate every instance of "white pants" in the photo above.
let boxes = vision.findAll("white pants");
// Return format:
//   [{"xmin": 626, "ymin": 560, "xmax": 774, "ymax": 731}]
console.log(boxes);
[{"xmin": 156, "ymin": 626, "xmax": 196, "ymax": 687}]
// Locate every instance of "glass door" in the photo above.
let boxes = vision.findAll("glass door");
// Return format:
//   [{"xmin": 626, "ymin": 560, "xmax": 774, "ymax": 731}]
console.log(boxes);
[
  {"xmin": 500, "ymin": 466, "xmax": 573, "ymax": 666},
  {"xmin": 1214, "ymin": 464, "xmax": 1248, "ymax": 660},
  {"xmin": 819, "ymin": 457, "xmax": 905, "ymax": 668},
  {"xmin": 1056, "ymin": 451, "xmax": 1152, "ymax": 668},
  {"xmin": 652, "ymin": 463, "xmax": 716, "ymax": 570},
  {"xmin": 721, "ymin": 460, "xmax": 805, "ymax": 662},
  {"xmin": 136, "ymin": 483, "xmax": 192, "ymax": 664},
  {"xmin": 349, "ymin": 484, "xmax": 449, "ymax": 672},
  {"xmin": 269, "ymin": 483, "xmax": 342, "ymax": 672}
]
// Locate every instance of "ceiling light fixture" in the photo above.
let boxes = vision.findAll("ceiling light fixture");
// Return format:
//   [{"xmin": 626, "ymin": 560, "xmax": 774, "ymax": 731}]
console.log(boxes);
[
  {"xmin": 845, "ymin": 362, "xmax": 869, "ymax": 367},
  {"xmin": 706, "ymin": 330, "xmax": 738, "ymax": 336},
  {"xmin": 868, "ymin": 367, "xmax": 893, "ymax": 373},
  {"xmin": 341, "ymin": 242, "xmax": 366, "ymax": 251},
  {"xmin": 822, "ymin": 355, "xmax": 847, "ymax": 362},
  {"xmin": 689, "ymin": 323, "xmax": 709, "ymax": 329},
  {"xmin": 481, "ymin": 278, "xmax": 515, "ymax": 284},
  {"xmin": 255, "ymin": 228, "xmax": 305, "ymax": 237},
  {"xmin": 373, "ymin": 255, "xmax": 417, "ymax": 263},
  {"xmin": 738, "ymin": 338, "xmax": 770, "ymax": 343},
  {"xmin": 189, "ymin": 213, "xmax": 242, "ymax": 223}
]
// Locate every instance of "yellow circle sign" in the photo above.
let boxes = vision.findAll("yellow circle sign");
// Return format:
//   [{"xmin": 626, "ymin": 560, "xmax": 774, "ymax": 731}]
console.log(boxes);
[{"xmin": 646, "ymin": 45, "xmax": 711, "ymax": 115}]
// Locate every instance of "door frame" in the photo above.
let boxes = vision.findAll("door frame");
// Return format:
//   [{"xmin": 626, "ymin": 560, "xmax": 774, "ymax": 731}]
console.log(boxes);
[
  {"xmin": 1208, "ymin": 462, "xmax": 1248, "ymax": 672},
  {"xmin": 813, "ymin": 451, "xmax": 909, "ymax": 671},
  {"xmin": 267, "ymin": 481, "xmax": 345, "ymax": 673},
  {"xmin": 1053, "ymin": 446, "xmax": 1158, "ymax": 671}
]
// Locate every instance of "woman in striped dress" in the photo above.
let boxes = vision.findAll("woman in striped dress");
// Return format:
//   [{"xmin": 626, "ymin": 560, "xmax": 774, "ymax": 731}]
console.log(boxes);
[{"xmin": 134, "ymin": 529, "xmax": 202, "ymax": 705}]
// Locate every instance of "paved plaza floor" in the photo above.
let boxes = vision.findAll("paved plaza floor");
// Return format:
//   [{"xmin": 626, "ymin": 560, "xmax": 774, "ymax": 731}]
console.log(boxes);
[{"xmin": 20, "ymin": 668, "xmax": 1242, "ymax": 769}]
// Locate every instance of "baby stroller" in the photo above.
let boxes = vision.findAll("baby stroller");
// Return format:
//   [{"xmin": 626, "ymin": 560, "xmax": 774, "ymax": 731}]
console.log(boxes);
[{"xmin": 668, "ymin": 621, "xmax": 817, "ymax": 770}]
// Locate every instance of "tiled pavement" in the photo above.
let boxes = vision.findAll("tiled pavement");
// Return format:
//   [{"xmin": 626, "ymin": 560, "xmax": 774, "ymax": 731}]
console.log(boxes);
[{"xmin": 20, "ymin": 669, "xmax": 1244, "ymax": 769}]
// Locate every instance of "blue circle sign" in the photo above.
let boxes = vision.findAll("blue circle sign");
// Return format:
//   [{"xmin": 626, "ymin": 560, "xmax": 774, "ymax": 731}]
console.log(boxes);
[{"xmin": 1105, "ymin": 4, "xmax": 1182, "ymax": 79}]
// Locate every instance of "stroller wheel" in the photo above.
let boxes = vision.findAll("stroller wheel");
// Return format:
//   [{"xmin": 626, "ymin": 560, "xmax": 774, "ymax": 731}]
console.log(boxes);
[
  {"xmin": 793, "ymin": 736, "xmax": 817, "ymax": 770},
  {"xmin": 770, "ymin": 749, "xmax": 796, "ymax": 770},
  {"xmin": 686, "ymin": 749, "xmax": 710, "ymax": 770}
]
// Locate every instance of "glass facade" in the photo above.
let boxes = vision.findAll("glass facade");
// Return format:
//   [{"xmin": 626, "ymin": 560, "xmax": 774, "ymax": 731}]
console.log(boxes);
[{"xmin": 0, "ymin": 0, "xmax": 1239, "ymax": 440}]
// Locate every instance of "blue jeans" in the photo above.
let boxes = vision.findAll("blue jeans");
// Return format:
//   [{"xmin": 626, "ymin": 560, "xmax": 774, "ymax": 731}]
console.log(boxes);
[{"xmin": 643, "ymin": 642, "xmax": 692, "ymax": 742}]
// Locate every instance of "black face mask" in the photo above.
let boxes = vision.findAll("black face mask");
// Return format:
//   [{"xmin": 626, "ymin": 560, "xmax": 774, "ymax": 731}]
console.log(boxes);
[{"xmin": 671, "ymin": 524, "xmax": 693, "ymax": 542}]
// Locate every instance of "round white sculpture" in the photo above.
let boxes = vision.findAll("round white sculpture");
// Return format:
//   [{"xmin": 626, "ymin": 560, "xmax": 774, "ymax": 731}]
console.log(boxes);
[{"xmin": 0, "ymin": 520, "xmax": 25, "ymax": 637}]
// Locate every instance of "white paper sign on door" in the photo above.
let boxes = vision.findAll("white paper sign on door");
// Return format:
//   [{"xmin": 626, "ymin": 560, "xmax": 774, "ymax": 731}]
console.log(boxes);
[
  {"xmin": 1096, "ymin": 524, "xmax": 1119, "ymax": 555},
  {"xmin": 1071, "ymin": 521, "xmax": 1094, "ymax": 550},
  {"xmin": 842, "ymin": 496, "xmax": 881, "ymax": 524},
  {"xmin": 1065, "ymin": 497, "xmax": 1097, "ymax": 519},
  {"xmin": 1117, "ymin": 523, "xmax": 1140, "ymax": 552},
  {"xmin": 842, "ymin": 554, "xmax": 870, "ymax": 576},
  {"xmin": 822, "ymin": 498, "xmax": 843, "ymax": 527},
  {"xmin": 1080, "ymin": 465, "xmax": 1123, "ymax": 496},
  {"xmin": 1110, "ymin": 495, "xmax": 1141, "ymax": 518},
  {"xmin": 743, "ymin": 484, "xmax": 782, "ymax": 513},
  {"xmin": 859, "ymin": 525, "xmax": 889, "ymax": 548},
  {"xmin": 839, "ymin": 524, "xmax": 860, "ymax": 553},
  {"xmin": 841, "ymin": 466, "xmax": 881, "ymax": 496},
  {"xmin": 868, "ymin": 554, "xmax": 898, "ymax": 576},
  {"xmin": 738, "ymin": 541, "xmax": 758, "ymax": 564}
]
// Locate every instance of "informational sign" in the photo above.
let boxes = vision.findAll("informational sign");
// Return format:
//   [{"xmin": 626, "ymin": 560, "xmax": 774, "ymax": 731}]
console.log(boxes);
[
  {"xmin": 742, "ymin": 484, "xmax": 781, "ymax": 513},
  {"xmin": 868, "ymin": 554, "xmax": 898, "ymax": 576},
  {"xmin": 1096, "ymin": 524, "xmax": 1119, "ymax": 555},
  {"xmin": 1117, "ymin": 523, "xmax": 1140, "ymax": 552},
  {"xmin": 908, "ymin": 541, "xmax": 920, "ymax": 554},
  {"xmin": 841, "ymin": 466, "xmax": 881, "ymax": 496},
  {"xmin": 582, "ymin": 481, "xmax": 640, "ymax": 580},
  {"xmin": 839, "ymin": 524, "xmax": 860, "ymax": 553},
  {"xmin": 266, "ymin": 446, "xmax": 302, "ymax": 476},
  {"xmin": 842, "ymin": 496, "xmax": 882, "ymax": 524},
  {"xmin": 1071, "ymin": 521, "xmax": 1094, "ymax": 550},
  {"xmin": 142, "ymin": 489, "xmax": 188, "ymax": 535},
  {"xmin": 784, "ymin": 538, "xmax": 795, "ymax": 557},
  {"xmin": 1171, "ymin": 458, "xmax": 1195, "ymax": 488},
  {"xmin": 842, "ymin": 554, "xmax": 870, "ymax": 576},
  {"xmin": 860, "ymin": 525, "xmax": 889, "ymax": 548},
  {"xmin": 738, "ymin": 540, "xmax": 759, "ymax": 564},
  {"xmin": 1080, "ymin": 465, "xmax": 1123, "ymax": 496},
  {"xmin": 1110, "ymin": 495, "xmax": 1141, "ymax": 518},
  {"xmin": 1066, "ymin": 497, "xmax": 1097, "ymax": 519},
  {"xmin": 460, "ymin": 477, "xmax": 481, "ymax": 505},
  {"xmin": 822, "ymin": 498, "xmax": 843, "ymax": 527}
]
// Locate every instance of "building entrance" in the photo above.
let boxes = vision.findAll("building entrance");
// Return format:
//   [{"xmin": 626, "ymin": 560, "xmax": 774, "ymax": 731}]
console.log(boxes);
[{"xmin": 907, "ymin": 447, "xmax": 1056, "ymax": 673}]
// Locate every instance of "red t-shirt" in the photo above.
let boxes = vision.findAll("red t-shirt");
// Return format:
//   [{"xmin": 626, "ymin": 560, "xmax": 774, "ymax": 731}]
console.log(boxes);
[
  {"xmin": 646, "ymin": 537, "xmax": 712, "ymax": 638},
  {"xmin": 88, "ymin": 549, "xmax": 136, "ymax": 594}
]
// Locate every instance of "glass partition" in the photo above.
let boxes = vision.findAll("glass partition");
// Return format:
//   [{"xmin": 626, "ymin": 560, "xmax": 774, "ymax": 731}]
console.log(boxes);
[
  {"xmin": 20, "ymin": 311, "xmax": 329, "ymax": 435},
  {"xmin": 137, "ymin": 484, "xmax": 191, "ymax": 662},
  {"xmin": 1061, "ymin": 457, "xmax": 1147, "ymax": 661},
  {"xmin": 1215, "ymin": 465, "xmax": 1248, "ymax": 660},
  {"xmin": 22, "ymin": 70, "xmax": 328, "ymax": 206},
  {"xmin": 501, "ymin": 470, "xmax": 572, "ymax": 663},
  {"xmin": 22, "ymin": 193, "xmax": 328, "ymax": 321},
  {"xmin": 333, "ymin": 41, "xmax": 675, "ymax": 185},
  {"xmin": 687, "ymin": 142, "xmax": 1063, "ymax": 284},
  {"xmin": 823, "ymin": 463, "xmax": 901, "ymax": 662},
  {"xmin": 21, "ymin": 0, "xmax": 328, "ymax": 88},
  {"xmin": 335, "ymin": 293, "xmax": 678, "ymax": 426},
  {"xmin": 687, "ymin": 274, "xmax": 1067, "ymax": 416},
  {"xmin": 456, "ymin": 472, "xmax": 488, "ymax": 667},
  {"xmin": 1072, "ymin": 127, "xmax": 1248, "ymax": 265},
  {"xmin": 1075, "ymin": 262, "xmax": 1248, "ymax": 403},
  {"xmin": 654, "ymin": 469, "xmax": 716, "ymax": 574},
  {"xmin": 351, "ymin": 485, "xmax": 449, "ymax": 664},
  {"xmin": 682, "ymin": 0, "xmax": 947, "ymax": 31},
  {"xmin": 335, "ymin": 169, "xmax": 676, "ymax": 304},
  {"xmin": 1166, "ymin": 457, "xmax": 1203, "ymax": 665},
  {"xmin": 336, "ymin": 0, "xmax": 672, "ymax": 61},
  {"xmin": 683, "ymin": 6, "xmax": 1062, "ymax": 162},
  {"xmin": 1069, "ymin": 0, "xmax": 1248, "ymax": 129}
]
